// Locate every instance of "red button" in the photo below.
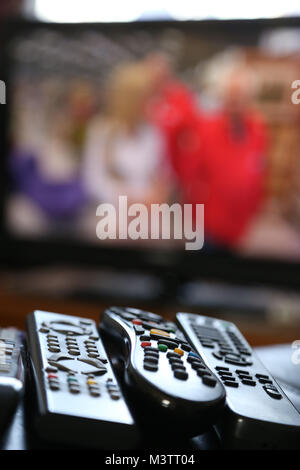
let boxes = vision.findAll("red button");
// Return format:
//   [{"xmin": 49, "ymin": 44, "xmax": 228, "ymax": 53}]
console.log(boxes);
[
  {"xmin": 48, "ymin": 374, "xmax": 58, "ymax": 379},
  {"xmin": 132, "ymin": 319, "xmax": 142, "ymax": 325},
  {"xmin": 141, "ymin": 342, "xmax": 151, "ymax": 348}
]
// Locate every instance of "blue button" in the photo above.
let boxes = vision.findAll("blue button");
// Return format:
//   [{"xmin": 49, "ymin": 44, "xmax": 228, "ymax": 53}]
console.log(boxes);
[{"xmin": 188, "ymin": 352, "xmax": 200, "ymax": 359}]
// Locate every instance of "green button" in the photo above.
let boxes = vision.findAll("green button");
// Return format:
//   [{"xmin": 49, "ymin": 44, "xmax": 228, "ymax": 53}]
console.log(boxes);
[
  {"xmin": 158, "ymin": 344, "xmax": 168, "ymax": 352},
  {"xmin": 67, "ymin": 376, "xmax": 78, "ymax": 383}
]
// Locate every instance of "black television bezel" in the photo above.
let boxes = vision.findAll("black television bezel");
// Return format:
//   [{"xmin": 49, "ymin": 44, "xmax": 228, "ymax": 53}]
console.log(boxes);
[{"xmin": 1, "ymin": 16, "xmax": 300, "ymax": 290}]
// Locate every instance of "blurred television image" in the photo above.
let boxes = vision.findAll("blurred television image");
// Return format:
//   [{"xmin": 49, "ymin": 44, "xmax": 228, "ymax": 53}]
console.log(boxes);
[{"xmin": 5, "ymin": 21, "xmax": 300, "ymax": 259}]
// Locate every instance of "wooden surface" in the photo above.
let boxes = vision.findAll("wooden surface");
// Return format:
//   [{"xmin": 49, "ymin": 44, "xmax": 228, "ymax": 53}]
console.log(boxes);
[{"xmin": 1, "ymin": 290, "xmax": 300, "ymax": 347}]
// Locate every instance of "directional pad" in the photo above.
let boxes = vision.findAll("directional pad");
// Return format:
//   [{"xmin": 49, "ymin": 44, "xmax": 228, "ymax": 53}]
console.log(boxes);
[{"xmin": 47, "ymin": 354, "xmax": 108, "ymax": 376}]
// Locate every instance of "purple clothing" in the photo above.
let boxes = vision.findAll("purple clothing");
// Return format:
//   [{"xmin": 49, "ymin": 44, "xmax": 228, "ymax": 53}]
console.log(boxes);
[{"xmin": 9, "ymin": 152, "xmax": 86, "ymax": 219}]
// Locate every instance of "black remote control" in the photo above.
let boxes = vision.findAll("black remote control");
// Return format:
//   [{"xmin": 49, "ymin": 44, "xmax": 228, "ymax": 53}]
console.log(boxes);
[
  {"xmin": 100, "ymin": 307, "xmax": 225, "ymax": 436},
  {"xmin": 26, "ymin": 310, "xmax": 137, "ymax": 449},
  {"xmin": 0, "ymin": 328, "xmax": 23, "ymax": 432},
  {"xmin": 176, "ymin": 312, "xmax": 300, "ymax": 449}
]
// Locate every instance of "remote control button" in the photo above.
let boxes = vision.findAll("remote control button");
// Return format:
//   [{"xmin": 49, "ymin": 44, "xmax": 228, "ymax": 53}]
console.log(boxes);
[
  {"xmin": 47, "ymin": 373, "xmax": 58, "ymax": 379},
  {"xmin": 89, "ymin": 336, "xmax": 98, "ymax": 341},
  {"xmin": 69, "ymin": 386, "xmax": 80, "ymax": 394},
  {"xmin": 143, "ymin": 362, "xmax": 158, "ymax": 372},
  {"xmin": 256, "ymin": 373, "xmax": 269, "ymax": 379},
  {"xmin": 45, "ymin": 366, "xmax": 58, "ymax": 373},
  {"xmin": 140, "ymin": 335, "xmax": 151, "ymax": 341},
  {"xmin": 141, "ymin": 342, "xmax": 152, "ymax": 348},
  {"xmin": 223, "ymin": 380, "xmax": 239, "ymax": 388},
  {"xmin": 202, "ymin": 376, "xmax": 217, "ymax": 387},
  {"xmin": 110, "ymin": 392, "xmax": 121, "ymax": 400},
  {"xmin": 213, "ymin": 353, "xmax": 223, "ymax": 360},
  {"xmin": 134, "ymin": 326, "xmax": 145, "ymax": 335},
  {"xmin": 236, "ymin": 369, "xmax": 250, "ymax": 375},
  {"xmin": 39, "ymin": 327, "xmax": 49, "ymax": 333},
  {"xmin": 88, "ymin": 353, "xmax": 100, "ymax": 359},
  {"xmin": 180, "ymin": 343, "xmax": 191, "ymax": 352},
  {"xmin": 158, "ymin": 344, "xmax": 168, "ymax": 352},
  {"xmin": 197, "ymin": 369, "xmax": 211, "ymax": 377},
  {"xmin": 132, "ymin": 319, "xmax": 142, "ymax": 326},
  {"xmin": 201, "ymin": 342, "xmax": 214, "ymax": 349},
  {"xmin": 191, "ymin": 362, "xmax": 206, "ymax": 371},
  {"xmin": 167, "ymin": 351, "xmax": 181, "ymax": 359},
  {"xmin": 89, "ymin": 387, "xmax": 101, "ymax": 397},
  {"xmin": 48, "ymin": 347, "xmax": 60, "ymax": 353},
  {"xmin": 263, "ymin": 385, "xmax": 282, "ymax": 399},
  {"xmin": 143, "ymin": 347, "xmax": 158, "ymax": 354},
  {"xmin": 218, "ymin": 371, "xmax": 233, "ymax": 377},
  {"xmin": 69, "ymin": 350, "xmax": 80, "ymax": 356},
  {"xmin": 215, "ymin": 366, "xmax": 230, "ymax": 371},
  {"xmin": 173, "ymin": 369, "xmax": 188, "ymax": 380},
  {"xmin": 144, "ymin": 355, "xmax": 158, "ymax": 364},
  {"xmin": 150, "ymin": 329, "xmax": 170, "ymax": 338},
  {"xmin": 241, "ymin": 379, "xmax": 256, "ymax": 386},
  {"xmin": 158, "ymin": 339, "xmax": 178, "ymax": 350},
  {"xmin": 67, "ymin": 376, "xmax": 78, "ymax": 383},
  {"xmin": 174, "ymin": 348, "xmax": 184, "ymax": 356},
  {"xmin": 49, "ymin": 382, "xmax": 60, "ymax": 391},
  {"xmin": 87, "ymin": 379, "xmax": 98, "ymax": 385},
  {"xmin": 171, "ymin": 363, "xmax": 185, "ymax": 371},
  {"xmin": 188, "ymin": 352, "xmax": 200, "ymax": 360},
  {"xmin": 258, "ymin": 378, "xmax": 273, "ymax": 385}
]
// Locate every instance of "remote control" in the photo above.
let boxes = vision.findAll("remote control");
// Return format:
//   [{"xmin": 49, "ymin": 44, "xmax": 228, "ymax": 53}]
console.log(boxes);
[
  {"xmin": 100, "ymin": 307, "xmax": 225, "ymax": 436},
  {"xmin": 26, "ymin": 310, "xmax": 137, "ymax": 449},
  {"xmin": 0, "ymin": 328, "xmax": 23, "ymax": 431},
  {"xmin": 176, "ymin": 312, "xmax": 300, "ymax": 449}
]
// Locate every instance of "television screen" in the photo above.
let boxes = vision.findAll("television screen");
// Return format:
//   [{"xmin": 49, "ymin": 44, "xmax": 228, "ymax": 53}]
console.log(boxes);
[{"xmin": 5, "ymin": 21, "xmax": 300, "ymax": 259}]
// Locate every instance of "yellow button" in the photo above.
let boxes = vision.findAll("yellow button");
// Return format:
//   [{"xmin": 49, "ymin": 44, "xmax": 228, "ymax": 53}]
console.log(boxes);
[
  {"xmin": 150, "ymin": 329, "xmax": 170, "ymax": 337},
  {"xmin": 87, "ymin": 379, "xmax": 98, "ymax": 385},
  {"xmin": 174, "ymin": 348, "xmax": 184, "ymax": 356}
]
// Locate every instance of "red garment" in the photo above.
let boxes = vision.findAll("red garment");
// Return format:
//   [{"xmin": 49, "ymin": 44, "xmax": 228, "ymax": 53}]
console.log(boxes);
[
  {"xmin": 147, "ymin": 80, "xmax": 204, "ymax": 185},
  {"xmin": 186, "ymin": 111, "xmax": 268, "ymax": 247}
]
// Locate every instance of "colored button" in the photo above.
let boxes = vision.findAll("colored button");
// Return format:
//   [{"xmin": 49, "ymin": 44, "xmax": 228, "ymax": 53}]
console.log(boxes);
[
  {"xmin": 158, "ymin": 344, "xmax": 168, "ymax": 352},
  {"xmin": 141, "ymin": 342, "xmax": 151, "ymax": 348},
  {"xmin": 188, "ymin": 352, "xmax": 200, "ymax": 359},
  {"xmin": 150, "ymin": 329, "xmax": 170, "ymax": 337},
  {"xmin": 87, "ymin": 379, "xmax": 98, "ymax": 385},
  {"xmin": 174, "ymin": 348, "xmax": 184, "ymax": 356},
  {"xmin": 132, "ymin": 319, "xmax": 142, "ymax": 325},
  {"xmin": 47, "ymin": 373, "xmax": 58, "ymax": 379},
  {"xmin": 158, "ymin": 339, "xmax": 178, "ymax": 349},
  {"xmin": 67, "ymin": 377, "xmax": 78, "ymax": 385}
]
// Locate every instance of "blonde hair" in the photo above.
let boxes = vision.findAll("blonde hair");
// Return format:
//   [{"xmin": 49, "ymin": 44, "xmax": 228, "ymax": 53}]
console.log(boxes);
[{"xmin": 104, "ymin": 62, "xmax": 153, "ymax": 129}]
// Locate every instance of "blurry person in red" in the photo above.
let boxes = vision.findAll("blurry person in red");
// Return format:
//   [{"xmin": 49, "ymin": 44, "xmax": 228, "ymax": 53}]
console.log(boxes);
[
  {"xmin": 144, "ymin": 53, "xmax": 204, "ymax": 193},
  {"xmin": 186, "ymin": 66, "xmax": 268, "ymax": 250}
]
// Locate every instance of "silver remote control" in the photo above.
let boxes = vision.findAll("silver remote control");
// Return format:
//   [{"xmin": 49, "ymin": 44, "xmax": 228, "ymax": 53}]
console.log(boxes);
[
  {"xmin": 0, "ymin": 327, "xmax": 23, "ymax": 431},
  {"xmin": 26, "ymin": 310, "xmax": 137, "ymax": 449},
  {"xmin": 176, "ymin": 312, "xmax": 300, "ymax": 449}
]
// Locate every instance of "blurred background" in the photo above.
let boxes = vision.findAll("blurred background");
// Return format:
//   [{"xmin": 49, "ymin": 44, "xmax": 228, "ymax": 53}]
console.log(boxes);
[{"xmin": 1, "ymin": 1, "xmax": 300, "ymax": 347}]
